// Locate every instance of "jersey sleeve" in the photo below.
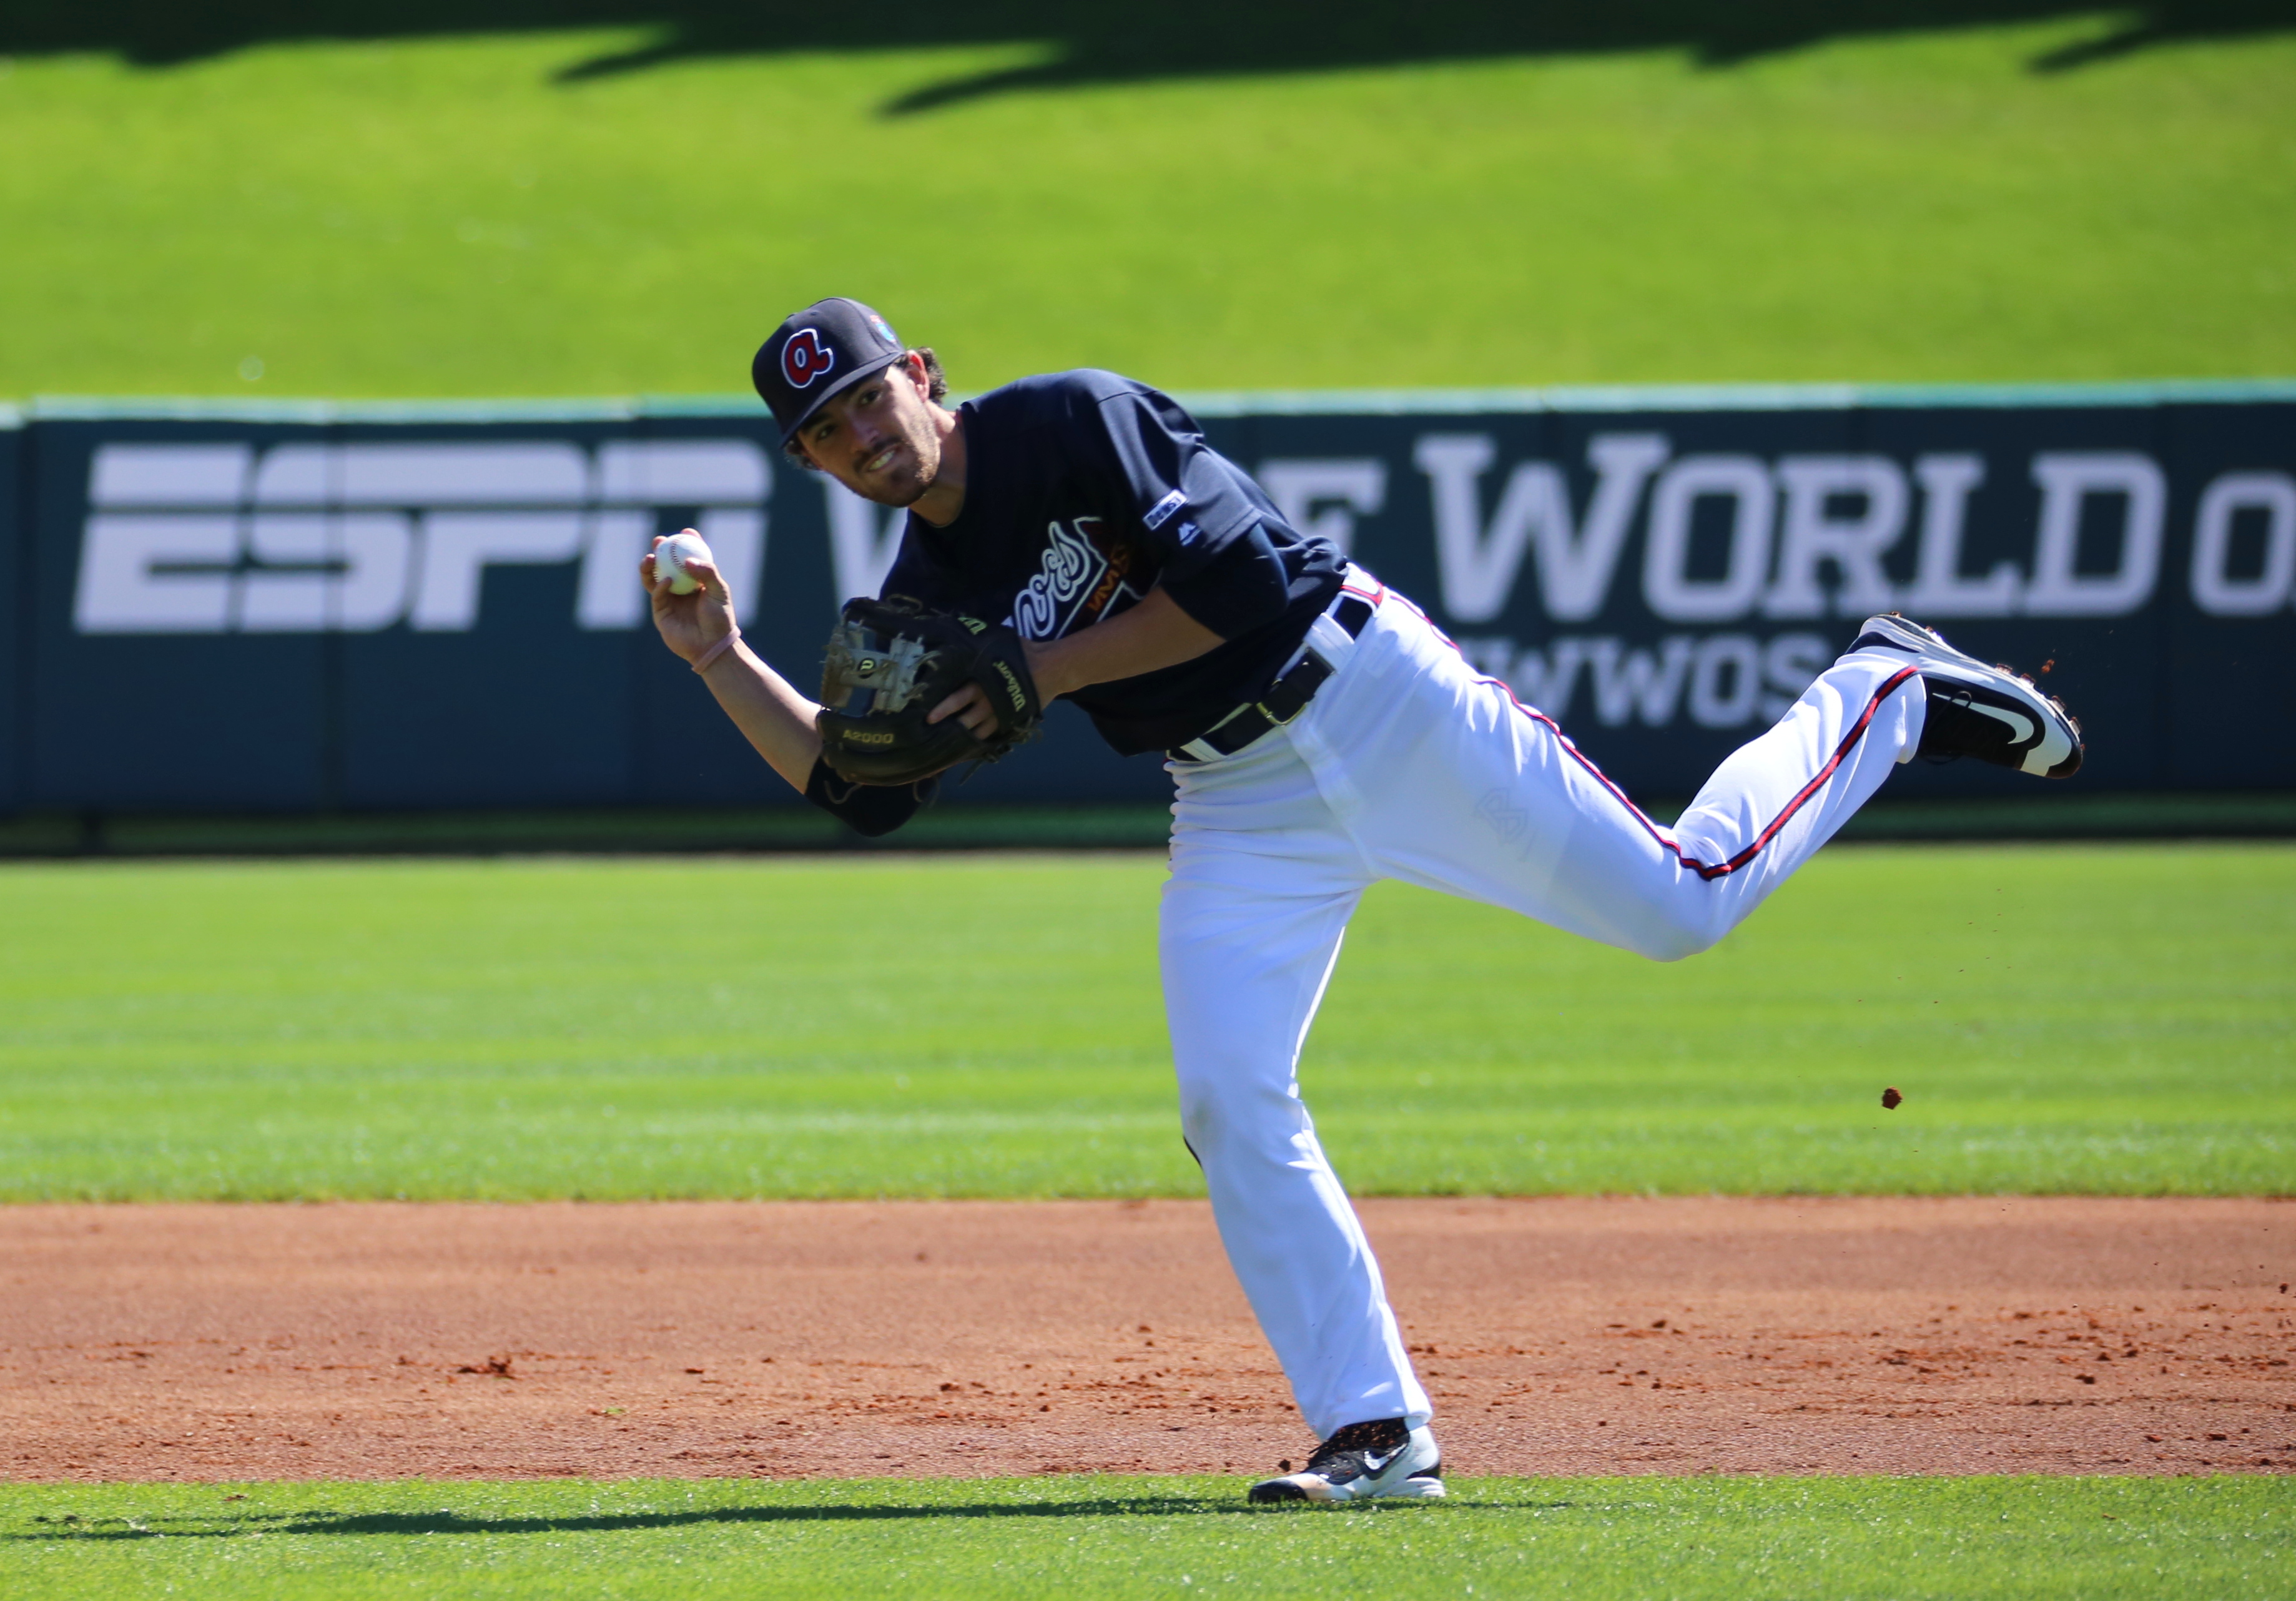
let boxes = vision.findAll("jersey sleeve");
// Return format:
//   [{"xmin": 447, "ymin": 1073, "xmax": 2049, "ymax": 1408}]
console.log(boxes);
[
  {"xmin": 1085, "ymin": 384, "xmax": 1294, "ymax": 639},
  {"xmin": 803, "ymin": 759, "xmax": 935, "ymax": 837}
]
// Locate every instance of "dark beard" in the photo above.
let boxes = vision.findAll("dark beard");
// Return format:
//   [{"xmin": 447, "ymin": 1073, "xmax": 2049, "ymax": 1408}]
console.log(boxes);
[{"xmin": 849, "ymin": 436, "xmax": 936, "ymax": 508}]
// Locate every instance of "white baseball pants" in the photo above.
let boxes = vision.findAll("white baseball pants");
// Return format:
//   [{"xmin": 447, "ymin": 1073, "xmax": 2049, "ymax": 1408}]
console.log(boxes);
[{"xmin": 1158, "ymin": 572, "xmax": 1926, "ymax": 1438}]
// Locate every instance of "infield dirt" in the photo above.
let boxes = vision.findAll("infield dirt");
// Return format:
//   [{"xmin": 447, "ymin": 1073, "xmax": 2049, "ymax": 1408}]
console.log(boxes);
[{"xmin": 3, "ymin": 1198, "xmax": 2289, "ymax": 1482}]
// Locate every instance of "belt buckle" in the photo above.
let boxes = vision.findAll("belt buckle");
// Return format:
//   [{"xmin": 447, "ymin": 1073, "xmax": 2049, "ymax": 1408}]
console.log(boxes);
[
  {"xmin": 1179, "ymin": 633, "xmax": 1341, "ymax": 763},
  {"xmin": 1264, "ymin": 647, "xmax": 1333, "ymax": 726},
  {"xmin": 1253, "ymin": 691, "xmax": 1306, "ymax": 731}
]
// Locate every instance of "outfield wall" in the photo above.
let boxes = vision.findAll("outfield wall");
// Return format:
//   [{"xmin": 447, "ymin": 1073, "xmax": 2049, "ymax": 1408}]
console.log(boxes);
[{"xmin": 2, "ymin": 384, "xmax": 2292, "ymax": 817}]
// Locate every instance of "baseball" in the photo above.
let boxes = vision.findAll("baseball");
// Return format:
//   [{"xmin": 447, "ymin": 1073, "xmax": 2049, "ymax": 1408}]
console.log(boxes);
[{"xmin": 653, "ymin": 531, "xmax": 712, "ymax": 595}]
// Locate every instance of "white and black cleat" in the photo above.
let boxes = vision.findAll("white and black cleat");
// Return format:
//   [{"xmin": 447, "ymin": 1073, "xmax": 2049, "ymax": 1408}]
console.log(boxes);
[
  {"xmin": 1846, "ymin": 613, "xmax": 2084, "ymax": 779},
  {"xmin": 1247, "ymin": 1417, "xmax": 1446, "ymax": 1505}
]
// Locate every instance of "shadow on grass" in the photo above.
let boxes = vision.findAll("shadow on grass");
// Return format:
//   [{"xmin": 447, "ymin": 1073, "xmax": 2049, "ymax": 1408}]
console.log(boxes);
[
  {"xmin": 10, "ymin": 1494, "xmax": 1572, "ymax": 1540},
  {"xmin": 0, "ymin": 1, "xmax": 2290, "ymax": 109}
]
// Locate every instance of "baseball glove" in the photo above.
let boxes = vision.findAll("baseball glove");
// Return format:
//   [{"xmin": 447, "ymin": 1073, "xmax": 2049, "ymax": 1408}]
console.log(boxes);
[{"xmin": 816, "ymin": 597, "xmax": 1043, "ymax": 785}]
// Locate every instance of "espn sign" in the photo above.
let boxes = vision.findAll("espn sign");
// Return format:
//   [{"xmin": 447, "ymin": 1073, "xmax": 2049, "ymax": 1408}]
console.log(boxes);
[
  {"xmin": 2, "ymin": 383, "xmax": 2290, "ymax": 814},
  {"xmin": 74, "ymin": 440, "xmax": 769, "ymax": 634}
]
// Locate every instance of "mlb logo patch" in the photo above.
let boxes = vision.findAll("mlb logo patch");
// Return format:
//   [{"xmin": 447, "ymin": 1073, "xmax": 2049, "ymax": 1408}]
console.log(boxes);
[{"xmin": 1143, "ymin": 490, "xmax": 1187, "ymax": 531}]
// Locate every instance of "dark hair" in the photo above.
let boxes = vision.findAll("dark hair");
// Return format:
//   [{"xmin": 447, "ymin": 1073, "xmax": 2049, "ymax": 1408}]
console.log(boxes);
[
  {"xmin": 782, "ymin": 348, "xmax": 948, "ymax": 469},
  {"xmin": 914, "ymin": 346, "xmax": 948, "ymax": 402}
]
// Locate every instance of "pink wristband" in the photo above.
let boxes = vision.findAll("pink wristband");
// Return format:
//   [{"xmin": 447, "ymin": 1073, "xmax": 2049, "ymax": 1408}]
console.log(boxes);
[{"xmin": 690, "ymin": 629, "xmax": 742, "ymax": 675}]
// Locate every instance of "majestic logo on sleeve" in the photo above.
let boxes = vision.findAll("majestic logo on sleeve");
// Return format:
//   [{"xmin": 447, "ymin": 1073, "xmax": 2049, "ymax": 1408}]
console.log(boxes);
[
  {"xmin": 781, "ymin": 328, "xmax": 835, "ymax": 389},
  {"xmin": 1010, "ymin": 518, "xmax": 1150, "ymax": 641}
]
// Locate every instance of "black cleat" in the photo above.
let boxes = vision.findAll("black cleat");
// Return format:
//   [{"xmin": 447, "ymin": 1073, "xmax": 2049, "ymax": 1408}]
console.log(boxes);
[
  {"xmin": 1846, "ymin": 613, "xmax": 2084, "ymax": 779},
  {"xmin": 1247, "ymin": 1417, "xmax": 1446, "ymax": 1505}
]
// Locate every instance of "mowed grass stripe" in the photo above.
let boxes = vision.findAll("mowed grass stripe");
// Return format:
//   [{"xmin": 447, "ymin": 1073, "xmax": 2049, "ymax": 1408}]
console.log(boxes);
[
  {"xmin": 1, "ymin": 19, "xmax": 2292, "ymax": 397},
  {"xmin": 0, "ymin": 844, "xmax": 2287, "ymax": 1200},
  {"xmin": 1, "ymin": 1476, "xmax": 2285, "ymax": 1600}
]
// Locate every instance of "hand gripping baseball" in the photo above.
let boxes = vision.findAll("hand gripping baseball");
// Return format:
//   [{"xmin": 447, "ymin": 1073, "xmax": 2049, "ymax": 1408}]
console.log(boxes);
[
  {"xmin": 641, "ymin": 530, "xmax": 740, "ymax": 671},
  {"xmin": 816, "ymin": 598, "xmax": 1043, "ymax": 785}
]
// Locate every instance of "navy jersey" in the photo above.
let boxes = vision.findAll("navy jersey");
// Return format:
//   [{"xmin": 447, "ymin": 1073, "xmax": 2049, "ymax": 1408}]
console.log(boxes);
[{"xmin": 878, "ymin": 370, "xmax": 1345, "ymax": 756}]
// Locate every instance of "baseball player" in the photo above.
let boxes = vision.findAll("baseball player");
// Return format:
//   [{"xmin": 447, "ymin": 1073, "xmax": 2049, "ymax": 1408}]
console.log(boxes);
[{"xmin": 643, "ymin": 297, "xmax": 2082, "ymax": 1504}]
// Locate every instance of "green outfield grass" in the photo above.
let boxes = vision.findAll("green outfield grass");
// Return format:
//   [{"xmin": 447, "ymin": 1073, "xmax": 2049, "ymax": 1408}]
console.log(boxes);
[
  {"xmin": 1, "ymin": 16, "xmax": 2291, "ymax": 397},
  {"xmin": 1, "ymin": 1475, "xmax": 2285, "ymax": 1600},
  {"xmin": 0, "ymin": 844, "xmax": 2286, "ymax": 1200}
]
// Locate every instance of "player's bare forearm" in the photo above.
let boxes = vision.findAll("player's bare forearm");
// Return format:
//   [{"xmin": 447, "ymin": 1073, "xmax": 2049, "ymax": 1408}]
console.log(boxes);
[
  {"xmin": 1025, "ymin": 588, "xmax": 1224, "ymax": 701},
  {"xmin": 697, "ymin": 643, "xmax": 826, "ymax": 792},
  {"xmin": 641, "ymin": 531, "xmax": 822, "ymax": 791},
  {"xmin": 928, "ymin": 588, "xmax": 1224, "ymax": 736}
]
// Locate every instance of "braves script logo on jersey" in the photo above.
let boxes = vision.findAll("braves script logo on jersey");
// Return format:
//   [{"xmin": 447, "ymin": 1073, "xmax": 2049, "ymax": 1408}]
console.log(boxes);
[
  {"xmin": 1010, "ymin": 518, "xmax": 1148, "ymax": 641},
  {"xmin": 781, "ymin": 328, "xmax": 834, "ymax": 389}
]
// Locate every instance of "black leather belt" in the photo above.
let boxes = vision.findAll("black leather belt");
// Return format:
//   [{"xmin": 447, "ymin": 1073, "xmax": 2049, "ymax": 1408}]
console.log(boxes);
[{"xmin": 1166, "ymin": 590, "xmax": 1376, "ymax": 762}]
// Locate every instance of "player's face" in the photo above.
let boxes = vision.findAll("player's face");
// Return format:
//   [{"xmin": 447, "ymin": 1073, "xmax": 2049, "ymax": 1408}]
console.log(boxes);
[{"xmin": 797, "ymin": 359, "xmax": 942, "ymax": 507}]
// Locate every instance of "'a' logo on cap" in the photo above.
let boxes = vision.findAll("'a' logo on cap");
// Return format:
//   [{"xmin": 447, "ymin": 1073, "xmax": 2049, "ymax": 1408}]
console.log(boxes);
[{"xmin": 781, "ymin": 327, "xmax": 835, "ymax": 390}]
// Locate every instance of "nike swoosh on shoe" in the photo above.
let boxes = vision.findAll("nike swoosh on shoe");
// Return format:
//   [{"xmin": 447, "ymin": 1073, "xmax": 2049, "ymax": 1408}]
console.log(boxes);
[
  {"xmin": 1964, "ymin": 701, "xmax": 2036, "ymax": 744},
  {"xmin": 1845, "ymin": 612, "xmax": 2084, "ymax": 779}
]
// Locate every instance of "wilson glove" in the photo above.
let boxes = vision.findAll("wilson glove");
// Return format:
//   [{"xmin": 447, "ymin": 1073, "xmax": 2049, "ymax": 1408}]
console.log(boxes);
[{"xmin": 815, "ymin": 597, "xmax": 1043, "ymax": 786}]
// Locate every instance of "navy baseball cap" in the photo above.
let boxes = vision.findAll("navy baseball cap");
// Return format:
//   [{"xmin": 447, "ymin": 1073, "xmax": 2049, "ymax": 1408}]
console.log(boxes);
[{"xmin": 752, "ymin": 297, "xmax": 908, "ymax": 451}]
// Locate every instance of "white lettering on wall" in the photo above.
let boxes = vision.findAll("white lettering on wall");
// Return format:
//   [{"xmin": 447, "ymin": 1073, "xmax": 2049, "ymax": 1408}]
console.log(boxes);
[
  {"xmin": 2189, "ymin": 471, "xmax": 2296, "ymax": 617},
  {"xmin": 1642, "ymin": 455, "xmax": 1773, "ymax": 623},
  {"xmin": 76, "ymin": 445, "xmax": 248, "ymax": 634},
  {"xmin": 1761, "ymin": 633, "xmax": 1833, "ymax": 721},
  {"xmin": 413, "ymin": 513, "xmax": 586, "ymax": 631},
  {"xmin": 1454, "ymin": 634, "xmax": 1587, "ymax": 715},
  {"xmin": 74, "ymin": 439, "xmax": 770, "ymax": 635},
  {"xmin": 1687, "ymin": 633, "xmax": 1762, "ymax": 727},
  {"xmin": 1258, "ymin": 459, "xmax": 1387, "ymax": 558},
  {"xmin": 1898, "ymin": 455, "xmax": 2019, "ymax": 616},
  {"xmin": 1514, "ymin": 637, "xmax": 1591, "ymax": 719},
  {"xmin": 576, "ymin": 511, "xmax": 658, "ymax": 629},
  {"xmin": 578, "ymin": 441, "xmax": 771, "ymax": 628},
  {"xmin": 1414, "ymin": 433, "xmax": 1668, "ymax": 623},
  {"xmin": 1457, "ymin": 631, "xmax": 1830, "ymax": 729},
  {"xmin": 692, "ymin": 507, "xmax": 766, "ymax": 618},
  {"xmin": 1587, "ymin": 636, "xmax": 1696, "ymax": 726},
  {"xmin": 1763, "ymin": 455, "xmax": 1906, "ymax": 619},
  {"xmin": 76, "ymin": 515, "xmax": 241, "ymax": 633},
  {"xmin": 238, "ymin": 513, "xmax": 413, "ymax": 632},
  {"xmin": 2024, "ymin": 451, "xmax": 2165, "ymax": 618},
  {"xmin": 1423, "ymin": 442, "xmax": 2216, "ymax": 626},
  {"xmin": 596, "ymin": 439, "xmax": 771, "ymax": 505}
]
